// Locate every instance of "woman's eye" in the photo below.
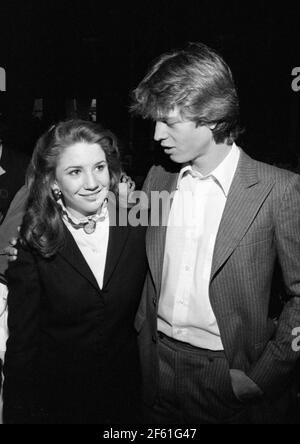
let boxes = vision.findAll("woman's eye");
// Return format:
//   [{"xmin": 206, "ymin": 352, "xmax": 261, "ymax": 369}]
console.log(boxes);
[
  {"xmin": 69, "ymin": 169, "xmax": 80, "ymax": 176},
  {"xmin": 96, "ymin": 165, "xmax": 105, "ymax": 171}
]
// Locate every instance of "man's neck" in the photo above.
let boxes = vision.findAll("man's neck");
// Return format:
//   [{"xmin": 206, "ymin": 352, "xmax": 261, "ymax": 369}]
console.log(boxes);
[{"xmin": 191, "ymin": 142, "xmax": 233, "ymax": 175}]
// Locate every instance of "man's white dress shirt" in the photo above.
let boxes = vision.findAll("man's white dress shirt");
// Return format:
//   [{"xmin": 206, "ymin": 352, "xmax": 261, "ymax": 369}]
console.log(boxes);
[{"xmin": 158, "ymin": 144, "xmax": 240, "ymax": 350}]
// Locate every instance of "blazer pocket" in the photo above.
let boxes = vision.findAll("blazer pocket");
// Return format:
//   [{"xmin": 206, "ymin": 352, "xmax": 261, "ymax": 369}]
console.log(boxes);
[
  {"xmin": 134, "ymin": 311, "xmax": 146, "ymax": 333},
  {"xmin": 238, "ymin": 227, "xmax": 273, "ymax": 247}
]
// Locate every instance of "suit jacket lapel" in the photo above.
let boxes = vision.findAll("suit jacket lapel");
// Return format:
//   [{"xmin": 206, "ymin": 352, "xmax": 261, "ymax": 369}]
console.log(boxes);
[
  {"xmin": 146, "ymin": 171, "xmax": 178, "ymax": 296},
  {"xmin": 58, "ymin": 224, "xmax": 100, "ymax": 291},
  {"xmin": 102, "ymin": 199, "xmax": 130, "ymax": 288},
  {"xmin": 210, "ymin": 151, "xmax": 275, "ymax": 282},
  {"xmin": 58, "ymin": 201, "xmax": 130, "ymax": 291}
]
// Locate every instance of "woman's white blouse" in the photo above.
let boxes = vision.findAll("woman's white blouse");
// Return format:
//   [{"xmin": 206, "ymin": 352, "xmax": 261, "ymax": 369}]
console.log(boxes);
[{"xmin": 63, "ymin": 213, "xmax": 110, "ymax": 290}]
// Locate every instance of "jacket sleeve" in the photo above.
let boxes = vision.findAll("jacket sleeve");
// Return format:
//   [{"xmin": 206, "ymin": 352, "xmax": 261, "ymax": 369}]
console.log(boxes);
[
  {"xmin": 3, "ymin": 242, "xmax": 42, "ymax": 424},
  {"xmin": 0, "ymin": 185, "xmax": 28, "ymax": 283},
  {"xmin": 248, "ymin": 174, "xmax": 300, "ymax": 397}
]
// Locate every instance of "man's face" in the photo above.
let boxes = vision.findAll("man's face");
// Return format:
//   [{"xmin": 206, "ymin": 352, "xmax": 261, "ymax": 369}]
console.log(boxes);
[{"xmin": 154, "ymin": 107, "xmax": 214, "ymax": 165}]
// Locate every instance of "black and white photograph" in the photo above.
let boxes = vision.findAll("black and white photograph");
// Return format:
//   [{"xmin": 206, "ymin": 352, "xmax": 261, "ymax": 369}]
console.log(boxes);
[{"xmin": 0, "ymin": 0, "xmax": 300, "ymax": 427}]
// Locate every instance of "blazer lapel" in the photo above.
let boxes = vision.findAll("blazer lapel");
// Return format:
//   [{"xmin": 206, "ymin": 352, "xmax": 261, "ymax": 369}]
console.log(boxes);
[
  {"xmin": 146, "ymin": 171, "xmax": 178, "ymax": 296},
  {"xmin": 102, "ymin": 199, "xmax": 130, "ymax": 288},
  {"xmin": 58, "ymin": 224, "xmax": 100, "ymax": 291},
  {"xmin": 210, "ymin": 151, "xmax": 275, "ymax": 282}
]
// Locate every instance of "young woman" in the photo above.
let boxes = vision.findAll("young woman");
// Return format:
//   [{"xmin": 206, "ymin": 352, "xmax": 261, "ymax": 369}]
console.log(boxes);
[{"xmin": 3, "ymin": 120, "xmax": 147, "ymax": 424}]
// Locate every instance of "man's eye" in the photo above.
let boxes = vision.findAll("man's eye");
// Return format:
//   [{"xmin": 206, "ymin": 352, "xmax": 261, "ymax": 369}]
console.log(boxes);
[
  {"xmin": 96, "ymin": 165, "xmax": 105, "ymax": 171},
  {"xmin": 69, "ymin": 170, "xmax": 80, "ymax": 175}
]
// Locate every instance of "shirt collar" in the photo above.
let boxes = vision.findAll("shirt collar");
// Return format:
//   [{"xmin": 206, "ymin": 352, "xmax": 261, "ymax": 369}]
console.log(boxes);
[
  {"xmin": 177, "ymin": 143, "xmax": 240, "ymax": 197},
  {"xmin": 58, "ymin": 198, "xmax": 108, "ymax": 226}
]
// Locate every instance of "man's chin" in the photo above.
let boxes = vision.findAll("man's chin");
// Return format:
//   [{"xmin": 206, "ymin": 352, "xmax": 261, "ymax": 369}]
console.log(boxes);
[{"xmin": 168, "ymin": 153, "xmax": 184, "ymax": 163}]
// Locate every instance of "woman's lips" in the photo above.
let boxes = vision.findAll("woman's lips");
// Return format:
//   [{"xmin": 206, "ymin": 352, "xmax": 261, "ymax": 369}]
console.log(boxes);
[{"xmin": 79, "ymin": 190, "xmax": 102, "ymax": 200}]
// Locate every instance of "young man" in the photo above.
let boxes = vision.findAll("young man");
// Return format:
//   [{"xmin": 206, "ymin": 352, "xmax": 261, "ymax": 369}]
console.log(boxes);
[{"xmin": 131, "ymin": 42, "xmax": 300, "ymax": 424}]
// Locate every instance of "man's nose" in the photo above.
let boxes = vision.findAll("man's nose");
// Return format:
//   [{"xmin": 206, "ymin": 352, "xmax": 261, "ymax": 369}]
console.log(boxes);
[{"xmin": 154, "ymin": 122, "xmax": 167, "ymax": 141}]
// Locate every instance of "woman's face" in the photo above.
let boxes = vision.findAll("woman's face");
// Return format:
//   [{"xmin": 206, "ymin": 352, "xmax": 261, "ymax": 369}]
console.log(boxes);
[{"xmin": 53, "ymin": 142, "xmax": 110, "ymax": 218}]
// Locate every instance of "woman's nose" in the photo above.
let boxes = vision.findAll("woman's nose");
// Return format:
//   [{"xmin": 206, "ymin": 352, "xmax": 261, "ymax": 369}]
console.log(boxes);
[{"xmin": 84, "ymin": 172, "xmax": 98, "ymax": 189}]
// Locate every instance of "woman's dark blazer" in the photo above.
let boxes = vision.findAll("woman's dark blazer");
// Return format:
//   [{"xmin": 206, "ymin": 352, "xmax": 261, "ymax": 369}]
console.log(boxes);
[{"xmin": 3, "ymin": 203, "xmax": 147, "ymax": 424}]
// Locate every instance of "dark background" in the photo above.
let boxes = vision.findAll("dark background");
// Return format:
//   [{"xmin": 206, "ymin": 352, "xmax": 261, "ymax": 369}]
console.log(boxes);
[
  {"xmin": 0, "ymin": 0, "xmax": 300, "ymax": 179},
  {"xmin": 0, "ymin": 0, "xmax": 300, "ymax": 422}
]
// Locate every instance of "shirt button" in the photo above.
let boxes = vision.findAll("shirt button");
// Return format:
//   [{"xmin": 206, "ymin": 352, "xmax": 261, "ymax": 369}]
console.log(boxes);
[
  {"xmin": 185, "ymin": 265, "xmax": 190, "ymax": 271},
  {"xmin": 152, "ymin": 297, "xmax": 157, "ymax": 306}
]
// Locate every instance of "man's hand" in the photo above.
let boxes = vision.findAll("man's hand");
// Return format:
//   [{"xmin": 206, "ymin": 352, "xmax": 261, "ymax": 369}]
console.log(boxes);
[
  {"xmin": 0, "ymin": 237, "xmax": 18, "ymax": 262},
  {"xmin": 230, "ymin": 369, "xmax": 263, "ymax": 402},
  {"xmin": 120, "ymin": 173, "xmax": 135, "ymax": 192},
  {"xmin": 118, "ymin": 173, "xmax": 136, "ymax": 207}
]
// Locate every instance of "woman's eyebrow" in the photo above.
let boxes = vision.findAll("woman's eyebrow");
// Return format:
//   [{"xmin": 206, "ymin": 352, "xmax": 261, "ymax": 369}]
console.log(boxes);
[{"xmin": 64, "ymin": 165, "xmax": 82, "ymax": 171}]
